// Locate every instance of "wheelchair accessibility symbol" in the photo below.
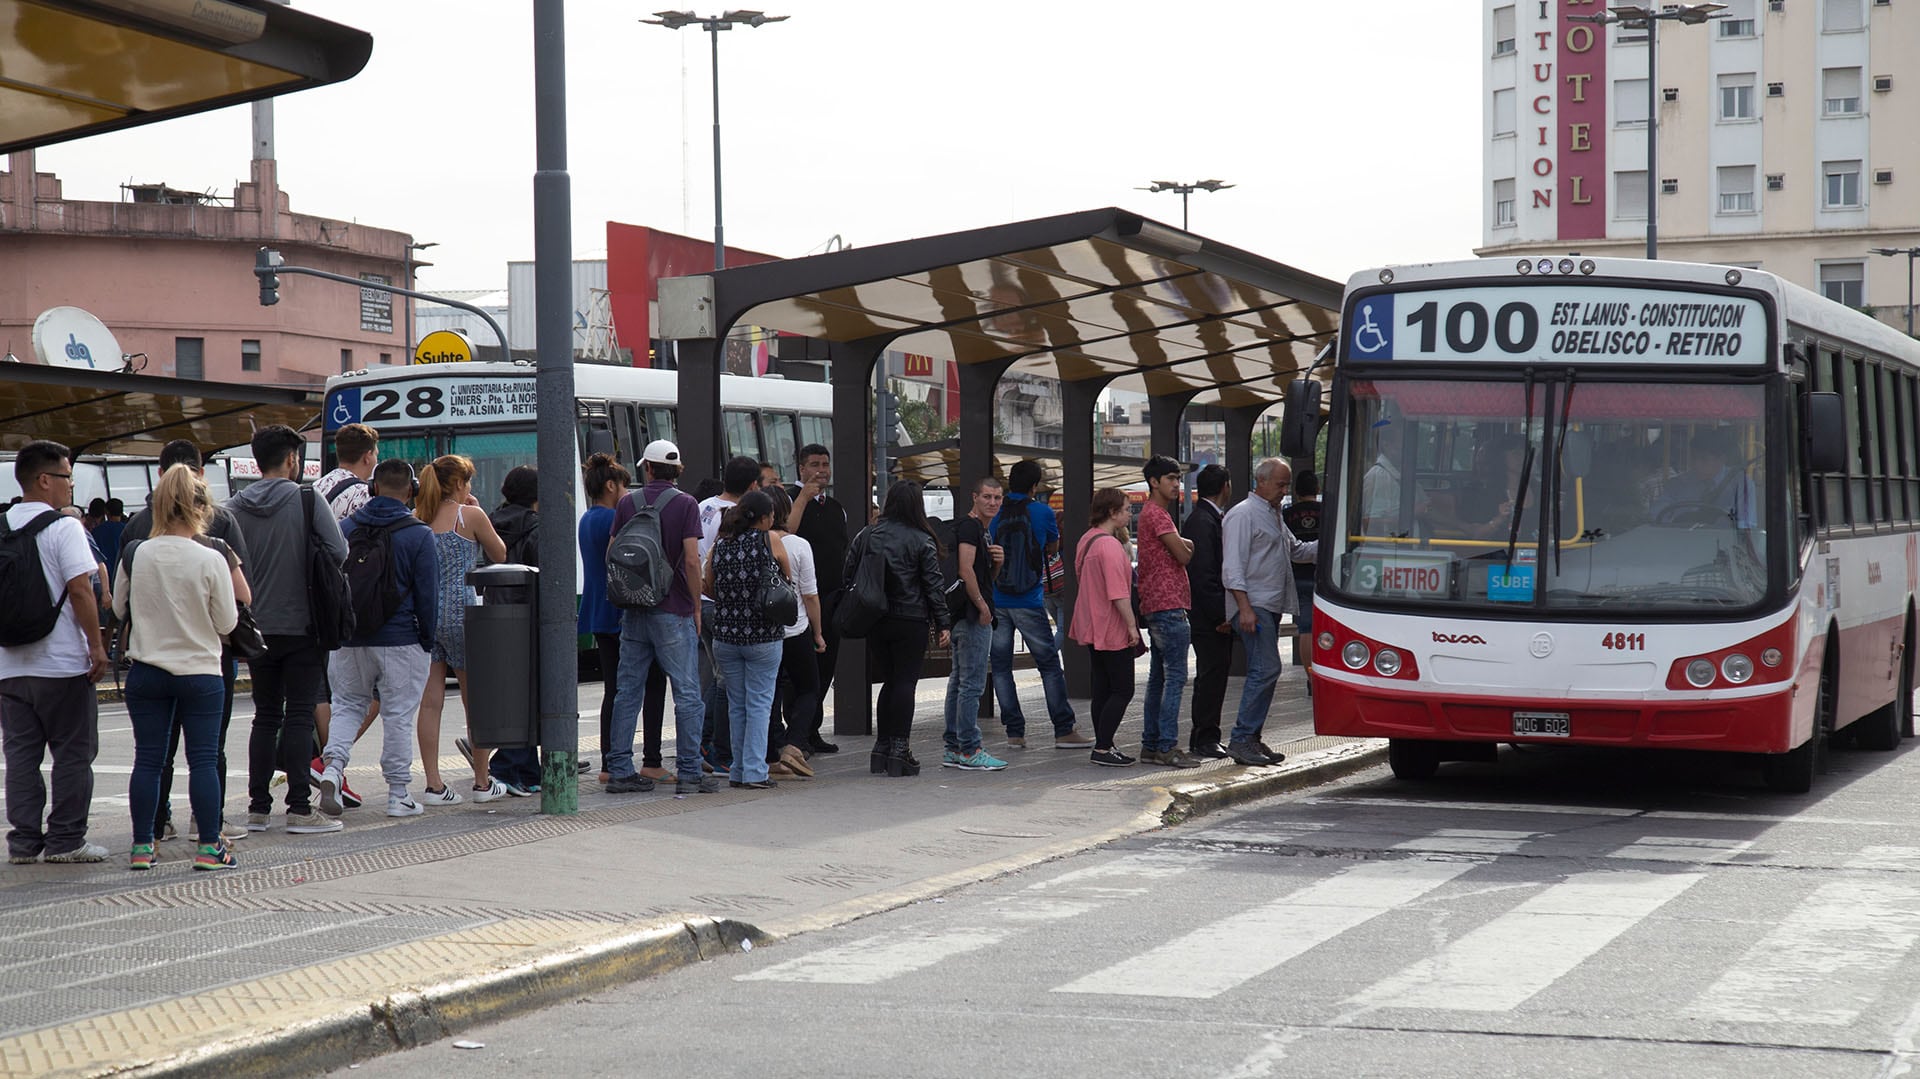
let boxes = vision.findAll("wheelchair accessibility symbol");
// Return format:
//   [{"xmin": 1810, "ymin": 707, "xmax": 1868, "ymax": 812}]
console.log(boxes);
[
  {"xmin": 1350, "ymin": 295, "xmax": 1393, "ymax": 358},
  {"xmin": 326, "ymin": 388, "xmax": 360, "ymax": 431}
]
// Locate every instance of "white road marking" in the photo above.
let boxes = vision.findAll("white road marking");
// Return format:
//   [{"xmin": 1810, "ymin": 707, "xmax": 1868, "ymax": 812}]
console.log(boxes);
[
  {"xmin": 1847, "ymin": 846, "xmax": 1920, "ymax": 872},
  {"xmin": 1608, "ymin": 836, "xmax": 1754, "ymax": 863},
  {"xmin": 1053, "ymin": 858, "xmax": 1478, "ymax": 999},
  {"xmin": 1690, "ymin": 878, "xmax": 1920, "ymax": 1026},
  {"xmin": 1391, "ymin": 828, "xmax": 1542, "ymax": 855},
  {"xmin": 735, "ymin": 928, "xmax": 1010, "ymax": 984},
  {"xmin": 1306, "ymin": 796, "xmax": 1642, "ymax": 817},
  {"xmin": 1349, "ymin": 869, "xmax": 1704, "ymax": 1012}
]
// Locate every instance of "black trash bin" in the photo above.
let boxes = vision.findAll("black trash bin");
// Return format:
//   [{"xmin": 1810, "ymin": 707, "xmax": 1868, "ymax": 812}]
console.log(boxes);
[{"xmin": 465, "ymin": 564, "xmax": 538, "ymax": 749}]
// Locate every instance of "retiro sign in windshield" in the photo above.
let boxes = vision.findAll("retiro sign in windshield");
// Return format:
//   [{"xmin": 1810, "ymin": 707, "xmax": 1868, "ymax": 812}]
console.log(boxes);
[{"xmin": 1345, "ymin": 285, "xmax": 1767, "ymax": 366}]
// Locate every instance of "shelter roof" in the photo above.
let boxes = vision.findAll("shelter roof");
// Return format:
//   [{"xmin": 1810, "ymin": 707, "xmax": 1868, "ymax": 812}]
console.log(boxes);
[
  {"xmin": 697, "ymin": 207, "xmax": 1343, "ymax": 410},
  {"xmin": 891, "ymin": 439, "xmax": 1157, "ymax": 493},
  {"xmin": 0, "ymin": 363, "xmax": 320, "ymax": 456}
]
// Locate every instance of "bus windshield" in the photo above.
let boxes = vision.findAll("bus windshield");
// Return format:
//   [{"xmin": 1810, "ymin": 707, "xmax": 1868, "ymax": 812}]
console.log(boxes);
[
  {"xmin": 378, "ymin": 429, "xmax": 538, "ymax": 511},
  {"xmin": 1328, "ymin": 377, "xmax": 1773, "ymax": 613}
]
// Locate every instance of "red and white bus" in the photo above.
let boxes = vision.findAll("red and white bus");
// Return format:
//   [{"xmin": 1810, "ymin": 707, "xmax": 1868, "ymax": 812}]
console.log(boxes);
[{"xmin": 1294, "ymin": 256, "xmax": 1918, "ymax": 792}]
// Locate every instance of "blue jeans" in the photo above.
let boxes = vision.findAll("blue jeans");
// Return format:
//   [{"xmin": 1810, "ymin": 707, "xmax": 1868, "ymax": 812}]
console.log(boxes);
[
  {"xmin": 609, "ymin": 607, "xmax": 705, "ymax": 783},
  {"xmin": 125, "ymin": 663, "xmax": 225, "ymax": 846},
  {"xmin": 1143, "ymin": 609, "xmax": 1191, "ymax": 752},
  {"xmin": 943, "ymin": 614, "xmax": 993, "ymax": 754},
  {"xmin": 990, "ymin": 606, "xmax": 1077, "ymax": 738},
  {"xmin": 713, "ymin": 639, "xmax": 780, "ymax": 784},
  {"xmin": 1231, "ymin": 608, "xmax": 1283, "ymax": 746}
]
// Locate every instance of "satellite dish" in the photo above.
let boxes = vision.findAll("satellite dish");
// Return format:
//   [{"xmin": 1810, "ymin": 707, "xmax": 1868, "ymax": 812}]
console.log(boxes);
[{"xmin": 31, "ymin": 306, "xmax": 122, "ymax": 371}]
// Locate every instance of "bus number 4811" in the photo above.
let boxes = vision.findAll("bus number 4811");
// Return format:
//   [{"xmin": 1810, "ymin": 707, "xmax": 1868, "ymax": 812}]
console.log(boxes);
[{"xmin": 1601, "ymin": 632, "xmax": 1646, "ymax": 651}]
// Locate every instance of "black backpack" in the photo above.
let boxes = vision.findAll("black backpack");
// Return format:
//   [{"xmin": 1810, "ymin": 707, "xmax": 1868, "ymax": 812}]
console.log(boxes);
[
  {"xmin": 607, "ymin": 487, "xmax": 682, "ymax": 609},
  {"xmin": 834, "ymin": 528, "xmax": 890, "ymax": 639},
  {"xmin": 301, "ymin": 487, "xmax": 356, "ymax": 650},
  {"xmin": 992, "ymin": 499, "xmax": 1043, "ymax": 595},
  {"xmin": 0, "ymin": 510, "xmax": 70, "ymax": 647},
  {"xmin": 345, "ymin": 517, "xmax": 426, "ymax": 637}
]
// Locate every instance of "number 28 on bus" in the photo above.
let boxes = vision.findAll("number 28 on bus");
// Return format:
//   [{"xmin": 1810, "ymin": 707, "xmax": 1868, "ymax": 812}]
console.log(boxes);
[{"xmin": 1288, "ymin": 256, "xmax": 1920, "ymax": 794}]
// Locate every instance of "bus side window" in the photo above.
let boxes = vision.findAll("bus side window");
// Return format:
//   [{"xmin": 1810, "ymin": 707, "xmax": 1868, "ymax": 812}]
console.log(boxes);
[
  {"xmin": 799, "ymin": 414, "xmax": 831, "ymax": 456},
  {"xmin": 763, "ymin": 411, "xmax": 799, "ymax": 478},
  {"xmin": 610, "ymin": 402, "xmax": 638, "ymax": 461},
  {"xmin": 724, "ymin": 409, "xmax": 763, "ymax": 464}
]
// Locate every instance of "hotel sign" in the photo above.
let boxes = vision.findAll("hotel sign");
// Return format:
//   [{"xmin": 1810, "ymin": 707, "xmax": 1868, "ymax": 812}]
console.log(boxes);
[{"xmin": 1527, "ymin": 1, "xmax": 1608, "ymax": 239}]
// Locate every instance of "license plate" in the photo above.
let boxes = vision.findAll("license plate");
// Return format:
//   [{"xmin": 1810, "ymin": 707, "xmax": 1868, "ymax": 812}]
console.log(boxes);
[{"xmin": 1512, "ymin": 711, "xmax": 1571, "ymax": 738}]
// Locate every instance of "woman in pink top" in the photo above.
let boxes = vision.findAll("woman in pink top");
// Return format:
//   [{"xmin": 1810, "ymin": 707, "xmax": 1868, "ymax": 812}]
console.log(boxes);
[{"xmin": 1070, "ymin": 488, "xmax": 1141, "ymax": 768}]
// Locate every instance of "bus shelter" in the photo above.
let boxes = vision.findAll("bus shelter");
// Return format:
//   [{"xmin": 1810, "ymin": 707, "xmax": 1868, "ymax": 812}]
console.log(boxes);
[
  {"xmin": 0, "ymin": 362, "xmax": 321, "ymax": 455},
  {"xmin": 660, "ymin": 207, "xmax": 1342, "ymax": 735}
]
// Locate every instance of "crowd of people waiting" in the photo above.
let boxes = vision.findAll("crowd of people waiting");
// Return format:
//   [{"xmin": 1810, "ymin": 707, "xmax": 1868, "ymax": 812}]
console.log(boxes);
[{"xmin": 1, "ymin": 425, "xmax": 1320, "ymax": 872}]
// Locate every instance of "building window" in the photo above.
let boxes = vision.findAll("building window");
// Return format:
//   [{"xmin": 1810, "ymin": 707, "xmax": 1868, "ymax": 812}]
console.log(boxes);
[
  {"xmin": 1821, "ymin": 262, "xmax": 1865, "ymax": 307},
  {"xmin": 1616, "ymin": 78, "xmax": 1649, "ymax": 124},
  {"xmin": 1616, "ymin": 170, "xmax": 1648, "ymax": 219},
  {"xmin": 1718, "ymin": 73, "xmax": 1756, "ymax": 120},
  {"xmin": 1717, "ymin": 165, "xmax": 1757, "ymax": 213},
  {"xmin": 340, "ymin": 348, "xmax": 354, "ymax": 373},
  {"xmin": 1493, "ymin": 179, "xmax": 1516, "ymax": 227},
  {"xmin": 1825, "ymin": 0, "xmax": 1865, "ymax": 29},
  {"xmin": 1823, "ymin": 67, "xmax": 1863, "ymax": 114},
  {"xmin": 1824, "ymin": 159, "xmax": 1863, "ymax": 207},
  {"xmin": 1492, "ymin": 88, "xmax": 1516, "ymax": 136},
  {"xmin": 241, "ymin": 339, "xmax": 261, "ymax": 372},
  {"xmin": 1719, "ymin": 0, "xmax": 1757, "ymax": 34},
  {"xmin": 379, "ymin": 352, "xmax": 392, "ymax": 365},
  {"xmin": 175, "ymin": 337, "xmax": 204, "ymax": 380},
  {"xmin": 1492, "ymin": 5, "xmax": 1516, "ymax": 54}
]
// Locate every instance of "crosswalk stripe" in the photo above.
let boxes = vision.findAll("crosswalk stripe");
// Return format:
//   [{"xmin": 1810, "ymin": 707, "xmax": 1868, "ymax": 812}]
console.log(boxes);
[
  {"xmin": 1689, "ymin": 878, "xmax": 1920, "ymax": 1025},
  {"xmin": 1391, "ymin": 829, "xmax": 1542, "ymax": 855},
  {"xmin": 1348, "ymin": 869, "xmax": 1703, "ymax": 1012},
  {"xmin": 734, "ymin": 928, "xmax": 1010, "ymax": 984},
  {"xmin": 1608, "ymin": 836, "xmax": 1753, "ymax": 863},
  {"xmin": 1845, "ymin": 846, "xmax": 1920, "ymax": 872},
  {"xmin": 1051, "ymin": 857, "xmax": 1478, "ymax": 999}
]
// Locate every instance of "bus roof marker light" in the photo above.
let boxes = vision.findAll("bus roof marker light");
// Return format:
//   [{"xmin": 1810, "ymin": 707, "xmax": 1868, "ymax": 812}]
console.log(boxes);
[
  {"xmin": 1557, "ymin": 258, "xmax": 1576, "ymax": 275},
  {"xmin": 1517, "ymin": 259, "xmax": 1534, "ymax": 275},
  {"xmin": 1725, "ymin": 269, "xmax": 1743, "ymax": 286},
  {"xmin": 1536, "ymin": 258, "xmax": 1556, "ymax": 275},
  {"xmin": 1579, "ymin": 259, "xmax": 1597, "ymax": 275},
  {"xmin": 1378, "ymin": 269, "xmax": 1395, "ymax": 285},
  {"xmin": 1686, "ymin": 658, "xmax": 1716, "ymax": 688}
]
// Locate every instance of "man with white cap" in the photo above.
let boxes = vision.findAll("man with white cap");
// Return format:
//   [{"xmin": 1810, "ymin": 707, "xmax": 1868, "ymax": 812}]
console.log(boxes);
[{"xmin": 603, "ymin": 441, "xmax": 720, "ymax": 795}]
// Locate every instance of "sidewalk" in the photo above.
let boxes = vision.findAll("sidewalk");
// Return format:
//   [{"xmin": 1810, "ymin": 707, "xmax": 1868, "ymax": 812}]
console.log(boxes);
[{"xmin": 0, "ymin": 662, "xmax": 1381, "ymax": 1079}]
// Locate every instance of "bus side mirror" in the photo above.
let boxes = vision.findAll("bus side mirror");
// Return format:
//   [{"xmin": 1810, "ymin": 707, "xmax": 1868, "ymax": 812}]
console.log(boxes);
[
  {"xmin": 1561, "ymin": 430, "xmax": 1592, "ymax": 479},
  {"xmin": 1805, "ymin": 391, "xmax": 1845, "ymax": 473},
  {"xmin": 1279, "ymin": 379, "xmax": 1322, "ymax": 459}
]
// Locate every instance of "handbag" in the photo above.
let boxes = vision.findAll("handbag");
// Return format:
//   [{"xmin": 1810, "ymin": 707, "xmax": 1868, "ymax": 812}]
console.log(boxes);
[
  {"xmin": 757, "ymin": 548, "xmax": 800, "ymax": 628},
  {"xmin": 1043, "ymin": 550, "xmax": 1066, "ymax": 595},
  {"xmin": 835, "ymin": 530, "xmax": 889, "ymax": 638},
  {"xmin": 227, "ymin": 601, "xmax": 269, "ymax": 659}
]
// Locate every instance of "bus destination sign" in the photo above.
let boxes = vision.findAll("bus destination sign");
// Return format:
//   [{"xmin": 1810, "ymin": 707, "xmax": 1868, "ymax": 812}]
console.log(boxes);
[
  {"xmin": 325, "ymin": 376, "xmax": 538, "ymax": 431},
  {"xmin": 1346, "ymin": 286, "xmax": 1767, "ymax": 366}
]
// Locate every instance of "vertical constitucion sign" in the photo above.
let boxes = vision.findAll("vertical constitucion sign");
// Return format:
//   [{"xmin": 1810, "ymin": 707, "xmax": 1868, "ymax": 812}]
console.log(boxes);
[{"xmin": 1558, "ymin": 0, "xmax": 1607, "ymax": 238}]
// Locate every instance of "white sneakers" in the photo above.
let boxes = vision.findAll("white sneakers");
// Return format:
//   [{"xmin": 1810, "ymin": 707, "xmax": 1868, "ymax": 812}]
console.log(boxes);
[
  {"xmin": 317, "ymin": 766, "xmax": 345, "ymax": 817},
  {"xmin": 471, "ymin": 779, "xmax": 509, "ymax": 803},
  {"xmin": 417, "ymin": 786, "xmax": 464, "ymax": 806},
  {"xmin": 284, "ymin": 812, "xmax": 343, "ymax": 834},
  {"xmin": 387, "ymin": 795, "xmax": 424, "ymax": 817}
]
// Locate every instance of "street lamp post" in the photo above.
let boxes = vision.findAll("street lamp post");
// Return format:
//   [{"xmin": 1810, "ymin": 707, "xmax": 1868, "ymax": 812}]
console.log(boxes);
[
  {"xmin": 644, "ymin": 9, "xmax": 788, "ymax": 270},
  {"xmin": 1871, "ymin": 246, "xmax": 1920, "ymax": 337},
  {"xmin": 1136, "ymin": 179, "xmax": 1234, "ymax": 230},
  {"xmin": 403, "ymin": 240, "xmax": 436, "ymax": 356},
  {"xmin": 1570, "ymin": 4, "xmax": 1724, "ymax": 260}
]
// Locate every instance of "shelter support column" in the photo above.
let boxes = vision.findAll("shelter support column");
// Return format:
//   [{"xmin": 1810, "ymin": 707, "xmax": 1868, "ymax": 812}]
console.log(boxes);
[
  {"xmin": 829, "ymin": 336, "xmax": 892, "ymax": 738},
  {"xmin": 1148, "ymin": 389, "xmax": 1200, "ymax": 464},
  {"xmin": 675, "ymin": 337, "xmax": 725, "ymax": 487},
  {"xmin": 1224, "ymin": 404, "xmax": 1265, "ymax": 510},
  {"xmin": 1058, "ymin": 374, "xmax": 1118, "ymax": 699},
  {"xmin": 958, "ymin": 357, "xmax": 1015, "ymax": 721}
]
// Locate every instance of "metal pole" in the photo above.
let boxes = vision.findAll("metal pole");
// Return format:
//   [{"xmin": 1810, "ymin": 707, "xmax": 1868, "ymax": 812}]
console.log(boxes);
[
  {"xmin": 403, "ymin": 251, "xmax": 414, "ymax": 356},
  {"xmin": 261, "ymin": 264, "xmax": 511, "ymax": 361},
  {"xmin": 710, "ymin": 23, "xmax": 725, "ymax": 271},
  {"xmin": 1645, "ymin": 19, "xmax": 1659, "ymax": 260},
  {"xmin": 532, "ymin": 0, "xmax": 579, "ymax": 813},
  {"xmin": 1908, "ymin": 250, "xmax": 1916, "ymax": 338},
  {"xmin": 1181, "ymin": 190, "xmax": 1189, "ymax": 230}
]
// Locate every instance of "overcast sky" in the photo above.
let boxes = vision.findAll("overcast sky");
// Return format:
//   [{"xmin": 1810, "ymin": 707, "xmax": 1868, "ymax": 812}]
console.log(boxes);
[{"xmin": 39, "ymin": 1, "xmax": 1481, "ymax": 292}]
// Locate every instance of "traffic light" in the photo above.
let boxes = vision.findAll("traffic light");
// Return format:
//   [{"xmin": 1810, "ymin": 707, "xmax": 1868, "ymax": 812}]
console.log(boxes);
[
  {"xmin": 877, "ymin": 388, "xmax": 900, "ymax": 445},
  {"xmin": 256, "ymin": 247, "xmax": 283, "ymax": 306}
]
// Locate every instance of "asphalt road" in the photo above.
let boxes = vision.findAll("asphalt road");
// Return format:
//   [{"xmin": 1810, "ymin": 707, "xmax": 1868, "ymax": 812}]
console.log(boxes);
[{"xmin": 336, "ymin": 733, "xmax": 1920, "ymax": 1079}]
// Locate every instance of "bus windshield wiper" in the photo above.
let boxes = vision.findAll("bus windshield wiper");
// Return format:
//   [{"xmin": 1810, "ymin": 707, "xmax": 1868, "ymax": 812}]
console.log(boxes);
[
  {"xmin": 1504, "ymin": 368, "xmax": 1537, "ymax": 570},
  {"xmin": 1550, "ymin": 370, "xmax": 1577, "ymax": 574}
]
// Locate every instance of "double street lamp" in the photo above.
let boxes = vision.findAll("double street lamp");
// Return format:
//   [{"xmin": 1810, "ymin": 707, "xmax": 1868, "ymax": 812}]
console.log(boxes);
[
  {"xmin": 1871, "ymin": 246, "xmax": 1920, "ymax": 337},
  {"xmin": 1570, "ymin": 4, "xmax": 1724, "ymax": 260},
  {"xmin": 1137, "ymin": 179, "xmax": 1234, "ymax": 230},
  {"xmin": 644, "ymin": 9, "xmax": 788, "ymax": 271}
]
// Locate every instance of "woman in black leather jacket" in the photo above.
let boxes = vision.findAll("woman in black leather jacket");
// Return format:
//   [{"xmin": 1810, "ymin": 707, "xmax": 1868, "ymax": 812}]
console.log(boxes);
[{"xmin": 848, "ymin": 482, "xmax": 952, "ymax": 777}]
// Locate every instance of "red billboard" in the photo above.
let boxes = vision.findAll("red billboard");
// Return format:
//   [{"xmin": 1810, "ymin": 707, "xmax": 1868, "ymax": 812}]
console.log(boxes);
[{"xmin": 605, "ymin": 222, "xmax": 778, "ymax": 367}]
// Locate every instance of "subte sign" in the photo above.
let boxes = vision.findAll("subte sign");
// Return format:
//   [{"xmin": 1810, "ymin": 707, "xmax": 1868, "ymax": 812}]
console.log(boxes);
[{"xmin": 413, "ymin": 330, "xmax": 473, "ymax": 365}]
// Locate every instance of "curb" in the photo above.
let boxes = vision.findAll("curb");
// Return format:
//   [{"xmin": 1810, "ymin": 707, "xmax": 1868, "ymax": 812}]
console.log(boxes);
[
  {"xmin": 93, "ymin": 917, "xmax": 765, "ymax": 1079},
  {"xmin": 1161, "ymin": 739, "xmax": 1389, "ymax": 825}
]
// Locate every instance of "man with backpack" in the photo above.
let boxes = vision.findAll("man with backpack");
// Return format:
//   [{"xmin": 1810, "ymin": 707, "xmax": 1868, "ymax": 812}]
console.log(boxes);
[
  {"xmin": 316, "ymin": 460, "xmax": 438, "ymax": 820},
  {"xmin": 228, "ymin": 425, "xmax": 348, "ymax": 835},
  {"xmin": 603, "ymin": 440, "xmax": 719, "ymax": 795},
  {"xmin": 989, "ymin": 459, "xmax": 1090, "ymax": 749},
  {"xmin": 1, "ymin": 441, "xmax": 112, "ymax": 864}
]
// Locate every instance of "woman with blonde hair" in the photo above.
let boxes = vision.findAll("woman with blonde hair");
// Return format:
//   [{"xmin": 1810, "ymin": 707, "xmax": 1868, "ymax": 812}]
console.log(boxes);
[
  {"xmin": 414, "ymin": 455, "xmax": 508, "ymax": 804},
  {"xmin": 113, "ymin": 465, "xmax": 239, "ymax": 870}
]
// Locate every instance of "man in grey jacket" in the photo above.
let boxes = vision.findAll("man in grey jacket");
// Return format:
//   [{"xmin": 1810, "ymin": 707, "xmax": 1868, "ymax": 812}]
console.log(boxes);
[{"xmin": 227, "ymin": 425, "xmax": 347, "ymax": 835}]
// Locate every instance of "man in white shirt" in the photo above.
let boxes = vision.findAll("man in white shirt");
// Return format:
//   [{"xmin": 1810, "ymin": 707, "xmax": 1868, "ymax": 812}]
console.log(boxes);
[
  {"xmin": 315, "ymin": 423, "xmax": 379, "ymax": 523},
  {"xmin": 1, "ymin": 441, "xmax": 112, "ymax": 864},
  {"xmin": 1220, "ymin": 457, "xmax": 1317, "ymax": 768}
]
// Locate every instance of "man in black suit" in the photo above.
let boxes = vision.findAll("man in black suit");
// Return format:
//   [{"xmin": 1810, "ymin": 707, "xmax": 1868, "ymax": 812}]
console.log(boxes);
[{"xmin": 1180, "ymin": 464, "xmax": 1236, "ymax": 758}]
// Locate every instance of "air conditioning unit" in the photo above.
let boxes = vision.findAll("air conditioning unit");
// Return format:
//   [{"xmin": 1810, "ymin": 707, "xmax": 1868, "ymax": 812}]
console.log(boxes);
[
  {"xmin": 1662, "ymin": 87, "xmax": 1680, "ymax": 102},
  {"xmin": 1766, "ymin": 173, "xmax": 1785, "ymax": 190},
  {"xmin": 1875, "ymin": 169, "xmax": 1895, "ymax": 184},
  {"xmin": 1767, "ymin": 82, "xmax": 1786, "ymax": 97},
  {"xmin": 1661, "ymin": 178, "xmax": 1679, "ymax": 194},
  {"xmin": 1874, "ymin": 75, "xmax": 1894, "ymax": 92},
  {"xmin": 1768, "ymin": 0, "xmax": 1784, "ymax": 10},
  {"xmin": 1873, "ymin": 0, "xmax": 1890, "ymax": 6}
]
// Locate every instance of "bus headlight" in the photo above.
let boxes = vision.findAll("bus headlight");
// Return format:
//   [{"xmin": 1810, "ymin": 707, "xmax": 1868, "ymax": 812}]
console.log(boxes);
[
  {"xmin": 1685, "ymin": 658, "xmax": 1717, "ymax": 688},
  {"xmin": 1374, "ymin": 649, "xmax": 1403, "ymax": 677},
  {"xmin": 1721, "ymin": 653, "xmax": 1754, "ymax": 684},
  {"xmin": 1342, "ymin": 641, "xmax": 1371, "ymax": 670},
  {"xmin": 1761, "ymin": 647, "xmax": 1783, "ymax": 667},
  {"xmin": 1316, "ymin": 631, "xmax": 1335, "ymax": 651}
]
